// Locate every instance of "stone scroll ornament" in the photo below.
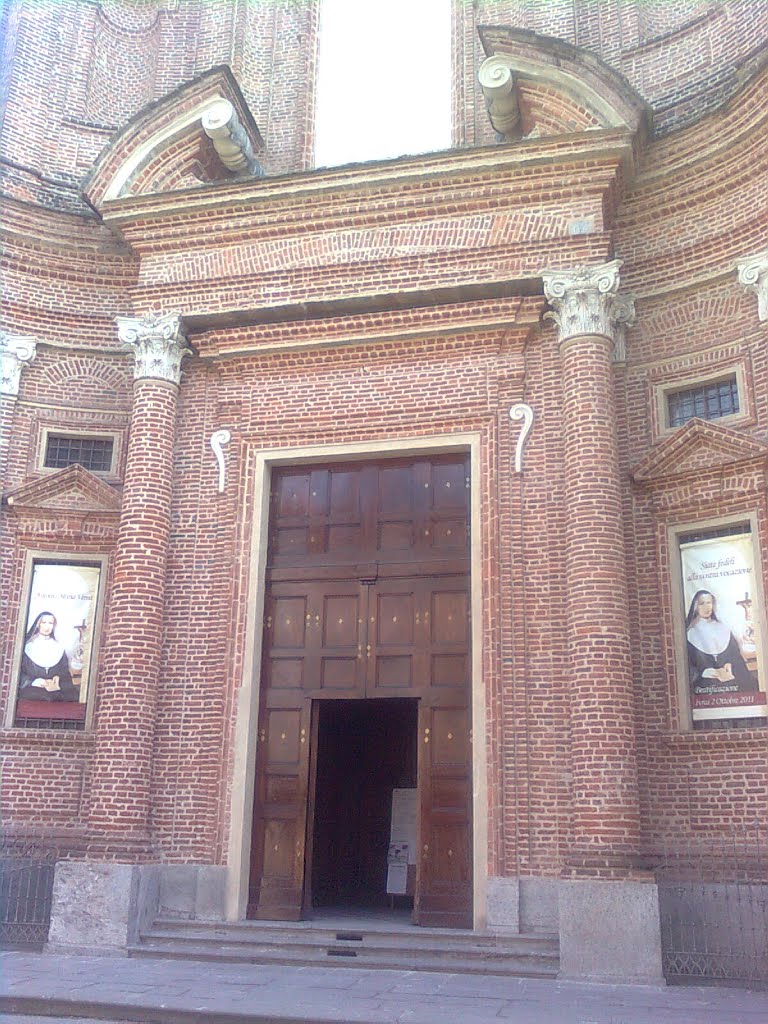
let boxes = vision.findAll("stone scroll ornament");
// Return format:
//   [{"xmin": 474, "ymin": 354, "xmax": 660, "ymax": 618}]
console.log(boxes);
[
  {"xmin": 541, "ymin": 259, "xmax": 635, "ymax": 360},
  {"xmin": 737, "ymin": 252, "xmax": 768, "ymax": 322},
  {"xmin": 210, "ymin": 429, "xmax": 231, "ymax": 494},
  {"xmin": 0, "ymin": 332, "xmax": 37, "ymax": 397},
  {"xmin": 509, "ymin": 404, "xmax": 534, "ymax": 474},
  {"xmin": 115, "ymin": 312, "xmax": 191, "ymax": 384}
]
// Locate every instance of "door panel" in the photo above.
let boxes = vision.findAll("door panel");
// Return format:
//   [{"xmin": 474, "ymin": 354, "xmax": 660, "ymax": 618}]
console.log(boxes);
[
  {"xmin": 367, "ymin": 580, "xmax": 426, "ymax": 697},
  {"xmin": 268, "ymin": 457, "xmax": 469, "ymax": 572},
  {"xmin": 249, "ymin": 701, "xmax": 312, "ymax": 920},
  {"xmin": 414, "ymin": 700, "xmax": 473, "ymax": 928}
]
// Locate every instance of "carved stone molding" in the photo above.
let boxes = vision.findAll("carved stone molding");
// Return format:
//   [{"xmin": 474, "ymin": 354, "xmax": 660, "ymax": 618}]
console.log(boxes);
[
  {"xmin": 737, "ymin": 251, "xmax": 768, "ymax": 322},
  {"xmin": 210, "ymin": 429, "xmax": 231, "ymax": 493},
  {"xmin": 509, "ymin": 403, "xmax": 534, "ymax": 473},
  {"xmin": 202, "ymin": 99, "xmax": 262, "ymax": 176},
  {"xmin": 116, "ymin": 313, "xmax": 191, "ymax": 384},
  {"xmin": 478, "ymin": 56, "xmax": 520, "ymax": 138},
  {"xmin": 541, "ymin": 260, "xmax": 636, "ymax": 357},
  {"xmin": 0, "ymin": 332, "xmax": 37, "ymax": 397}
]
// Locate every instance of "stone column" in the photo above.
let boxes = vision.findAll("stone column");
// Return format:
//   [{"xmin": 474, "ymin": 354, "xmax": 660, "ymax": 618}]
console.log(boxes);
[
  {"xmin": 542, "ymin": 261, "xmax": 640, "ymax": 873},
  {"xmin": 87, "ymin": 313, "xmax": 190, "ymax": 844}
]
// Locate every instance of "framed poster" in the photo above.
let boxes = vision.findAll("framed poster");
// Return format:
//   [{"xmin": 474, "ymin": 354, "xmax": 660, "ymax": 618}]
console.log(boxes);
[
  {"xmin": 678, "ymin": 526, "xmax": 767, "ymax": 725},
  {"xmin": 12, "ymin": 557, "xmax": 105, "ymax": 728}
]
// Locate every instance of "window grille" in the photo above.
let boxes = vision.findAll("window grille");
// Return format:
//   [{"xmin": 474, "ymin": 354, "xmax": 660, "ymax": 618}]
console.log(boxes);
[
  {"xmin": 43, "ymin": 435, "xmax": 114, "ymax": 473},
  {"xmin": 667, "ymin": 376, "xmax": 739, "ymax": 428}
]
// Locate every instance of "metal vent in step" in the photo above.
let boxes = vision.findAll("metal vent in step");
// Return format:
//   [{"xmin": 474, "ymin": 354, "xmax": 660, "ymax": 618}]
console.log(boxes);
[
  {"xmin": 335, "ymin": 932, "xmax": 364, "ymax": 942},
  {"xmin": 327, "ymin": 948, "xmax": 358, "ymax": 957}
]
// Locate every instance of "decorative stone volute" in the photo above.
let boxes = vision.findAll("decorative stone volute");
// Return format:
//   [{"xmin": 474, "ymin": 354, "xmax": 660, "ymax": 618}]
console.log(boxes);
[
  {"xmin": 202, "ymin": 99, "xmax": 262, "ymax": 176},
  {"xmin": 541, "ymin": 260, "xmax": 636, "ymax": 358},
  {"xmin": 478, "ymin": 56, "xmax": 520, "ymax": 138},
  {"xmin": 116, "ymin": 313, "xmax": 191, "ymax": 384},
  {"xmin": 736, "ymin": 251, "xmax": 768, "ymax": 322},
  {"xmin": 0, "ymin": 331, "xmax": 37, "ymax": 396}
]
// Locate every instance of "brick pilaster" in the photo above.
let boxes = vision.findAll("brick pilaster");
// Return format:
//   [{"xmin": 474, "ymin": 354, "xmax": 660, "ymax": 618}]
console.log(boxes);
[
  {"xmin": 543, "ymin": 261, "xmax": 641, "ymax": 876},
  {"xmin": 87, "ymin": 314, "xmax": 190, "ymax": 843}
]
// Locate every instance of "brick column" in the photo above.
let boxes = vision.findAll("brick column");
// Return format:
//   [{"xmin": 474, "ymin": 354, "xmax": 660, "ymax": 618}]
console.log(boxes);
[
  {"xmin": 87, "ymin": 313, "xmax": 190, "ymax": 843},
  {"xmin": 542, "ymin": 261, "xmax": 641, "ymax": 875}
]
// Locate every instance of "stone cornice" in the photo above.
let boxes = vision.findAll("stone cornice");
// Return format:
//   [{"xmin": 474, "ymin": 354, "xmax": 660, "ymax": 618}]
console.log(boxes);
[
  {"xmin": 98, "ymin": 128, "xmax": 635, "ymax": 236},
  {"xmin": 0, "ymin": 331, "xmax": 37, "ymax": 396},
  {"xmin": 541, "ymin": 260, "xmax": 636, "ymax": 356},
  {"xmin": 116, "ymin": 313, "xmax": 191, "ymax": 384},
  {"xmin": 737, "ymin": 251, "xmax": 768, "ymax": 322}
]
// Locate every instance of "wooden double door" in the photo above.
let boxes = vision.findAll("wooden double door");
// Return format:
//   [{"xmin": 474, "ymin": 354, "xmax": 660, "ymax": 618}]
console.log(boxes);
[{"xmin": 248, "ymin": 456, "xmax": 473, "ymax": 928}]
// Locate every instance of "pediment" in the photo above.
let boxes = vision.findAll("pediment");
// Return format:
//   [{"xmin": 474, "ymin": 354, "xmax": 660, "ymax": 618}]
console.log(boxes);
[
  {"xmin": 478, "ymin": 26, "xmax": 650, "ymax": 141},
  {"xmin": 5, "ymin": 465, "xmax": 122, "ymax": 514},
  {"xmin": 84, "ymin": 66, "xmax": 263, "ymax": 210},
  {"xmin": 631, "ymin": 418, "xmax": 768, "ymax": 484}
]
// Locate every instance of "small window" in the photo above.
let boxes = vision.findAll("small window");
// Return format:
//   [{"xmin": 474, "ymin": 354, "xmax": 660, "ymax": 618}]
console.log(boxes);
[
  {"xmin": 44, "ymin": 434, "xmax": 115, "ymax": 473},
  {"xmin": 667, "ymin": 375, "xmax": 739, "ymax": 428}
]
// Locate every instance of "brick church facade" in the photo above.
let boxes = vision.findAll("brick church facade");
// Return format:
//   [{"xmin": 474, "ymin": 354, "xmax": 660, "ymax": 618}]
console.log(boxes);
[{"xmin": 1, "ymin": 0, "xmax": 767, "ymax": 981}]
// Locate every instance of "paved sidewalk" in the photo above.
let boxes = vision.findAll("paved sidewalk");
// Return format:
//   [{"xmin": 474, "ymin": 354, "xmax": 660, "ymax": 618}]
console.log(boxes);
[{"xmin": 1, "ymin": 951, "xmax": 768, "ymax": 1024}]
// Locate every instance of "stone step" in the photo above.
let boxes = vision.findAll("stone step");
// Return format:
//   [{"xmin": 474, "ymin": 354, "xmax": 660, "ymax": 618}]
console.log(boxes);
[
  {"xmin": 144, "ymin": 917, "xmax": 557, "ymax": 956},
  {"xmin": 130, "ymin": 919, "xmax": 559, "ymax": 977},
  {"xmin": 129, "ymin": 938, "xmax": 559, "ymax": 977}
]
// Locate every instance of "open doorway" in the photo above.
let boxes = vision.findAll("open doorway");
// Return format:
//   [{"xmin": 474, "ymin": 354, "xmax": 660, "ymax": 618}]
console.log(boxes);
[{"xmin": 308, "ymin": 698, "xmax": 418, "ymax": 913}]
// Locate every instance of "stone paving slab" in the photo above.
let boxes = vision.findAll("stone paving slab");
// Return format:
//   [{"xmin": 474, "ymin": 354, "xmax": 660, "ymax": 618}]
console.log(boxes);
[{"xmin": 1, "ymin": 951, "xmax": 768, "ymax": 1023}]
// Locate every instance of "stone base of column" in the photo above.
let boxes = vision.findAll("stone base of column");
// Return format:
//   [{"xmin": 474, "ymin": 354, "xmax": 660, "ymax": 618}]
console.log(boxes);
[
  {"xmin": 486, "ymin": 876, "xmax": 561, "ymax": 935},
  {"xmin": 46, "ymin": 862, "xmax": 157, "ymax": 956},
  {"xmin": 558, "ymin": 879, "xmax": 664, "ymax": 984},
  {"xmin": 46, "ymin": 862, "xmax": 228, "ymax": 955}
]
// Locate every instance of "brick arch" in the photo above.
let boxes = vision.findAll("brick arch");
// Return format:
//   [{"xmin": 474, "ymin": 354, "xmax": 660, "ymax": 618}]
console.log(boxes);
[
  {"xmin": 127, "ymin": 127, "xmax": 231, "ymax": 197},
  {"xmin": 41, "ymin": 357, "xmax": 131, "ymax": 403},
  {"xmin": 517, "ymin": 82, "xmax": 602, "ymax": 137}
]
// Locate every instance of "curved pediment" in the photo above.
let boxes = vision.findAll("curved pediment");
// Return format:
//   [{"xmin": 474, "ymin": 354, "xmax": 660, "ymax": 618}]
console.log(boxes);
[
  {"xmin": 478, "ymin": 26, "xmax": 650, "ymax": 141},
  {"xmin": 84, "ymin": 66, "xmax": 263, "ymax": 210},
  {"xmin": 631, "ymin": 418, "xmax": 768, "ymax": 485}
]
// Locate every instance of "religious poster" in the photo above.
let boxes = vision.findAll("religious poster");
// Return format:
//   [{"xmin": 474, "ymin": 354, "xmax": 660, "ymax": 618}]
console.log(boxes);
[
  {"xmin": 15, "ymin": 560, "xmax": 102, "ymax": 726},
  {"xmin": 679, "ymin": 532, "xmax": 767, "ymax": 723}
]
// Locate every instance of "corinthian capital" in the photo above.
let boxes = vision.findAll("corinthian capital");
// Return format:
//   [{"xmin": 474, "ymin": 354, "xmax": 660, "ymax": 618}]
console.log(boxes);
[
  {"xmin": 737, "ymin": 251, "xmax": 768, "ymax": 322},
  {"xmin": 116, "ymin": 312, "xmax": 191, "ymax": 384},
  {"xmin": 0, "ymin": 331, "xmax": 37, "ymax": 397},
  {"xmin": 541, "ymin": 260, "xmax": 636, "ymax": 358}
]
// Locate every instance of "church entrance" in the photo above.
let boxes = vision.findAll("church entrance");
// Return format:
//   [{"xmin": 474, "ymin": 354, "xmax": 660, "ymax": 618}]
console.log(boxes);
[
  {"xmin": 247, "ymin": 455, "xmax": 472, "ymax": 927},
  {"xmin": 308, "ymin": 698, "xmax": 417, "ymax": 912}
]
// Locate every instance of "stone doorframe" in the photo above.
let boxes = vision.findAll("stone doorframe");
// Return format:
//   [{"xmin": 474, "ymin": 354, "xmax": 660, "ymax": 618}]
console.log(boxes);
[{"xmin": 225, "ymin": 432, "xmax": 488, "ymax": 928}]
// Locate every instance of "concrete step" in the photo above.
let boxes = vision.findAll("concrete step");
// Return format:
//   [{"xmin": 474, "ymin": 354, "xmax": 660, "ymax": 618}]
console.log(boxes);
[{"xmin": 129, "ymin": 919, "xmax": 559, "ymax": 977}]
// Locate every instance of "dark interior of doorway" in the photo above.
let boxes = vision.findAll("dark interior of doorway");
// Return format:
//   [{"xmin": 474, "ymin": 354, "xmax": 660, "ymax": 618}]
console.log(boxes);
[{"xmin": 309, "ymin": 699, "xmax": 417, "ymax": 912}]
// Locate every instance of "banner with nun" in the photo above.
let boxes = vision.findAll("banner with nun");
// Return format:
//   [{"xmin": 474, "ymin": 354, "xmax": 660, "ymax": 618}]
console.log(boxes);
[{"xmin": 680, "ymin": 532, "xmax": 767, "ymax": 723}]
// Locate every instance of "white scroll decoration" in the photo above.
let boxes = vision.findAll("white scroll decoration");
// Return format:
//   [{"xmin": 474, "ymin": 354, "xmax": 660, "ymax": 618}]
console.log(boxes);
[
  {"xmin": 210, "ymin": 429, "xmax": 231, "ymax": 493},
  {"xmin": 510, "ymin": 403, "xmax": 535, "ymax": 473},
  {"xmin": 737, "ymin": 252, "xmax": 768, "ymax": 322},
  {"xmin": 0, "ymin": 332, "xmax": 37, "ymax": 397}
]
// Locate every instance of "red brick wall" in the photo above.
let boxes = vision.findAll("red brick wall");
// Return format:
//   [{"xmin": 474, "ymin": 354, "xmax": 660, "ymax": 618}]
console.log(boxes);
[{"xmin": 1, "ymin": 1, "xmax": 767, "ymax": 886}]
